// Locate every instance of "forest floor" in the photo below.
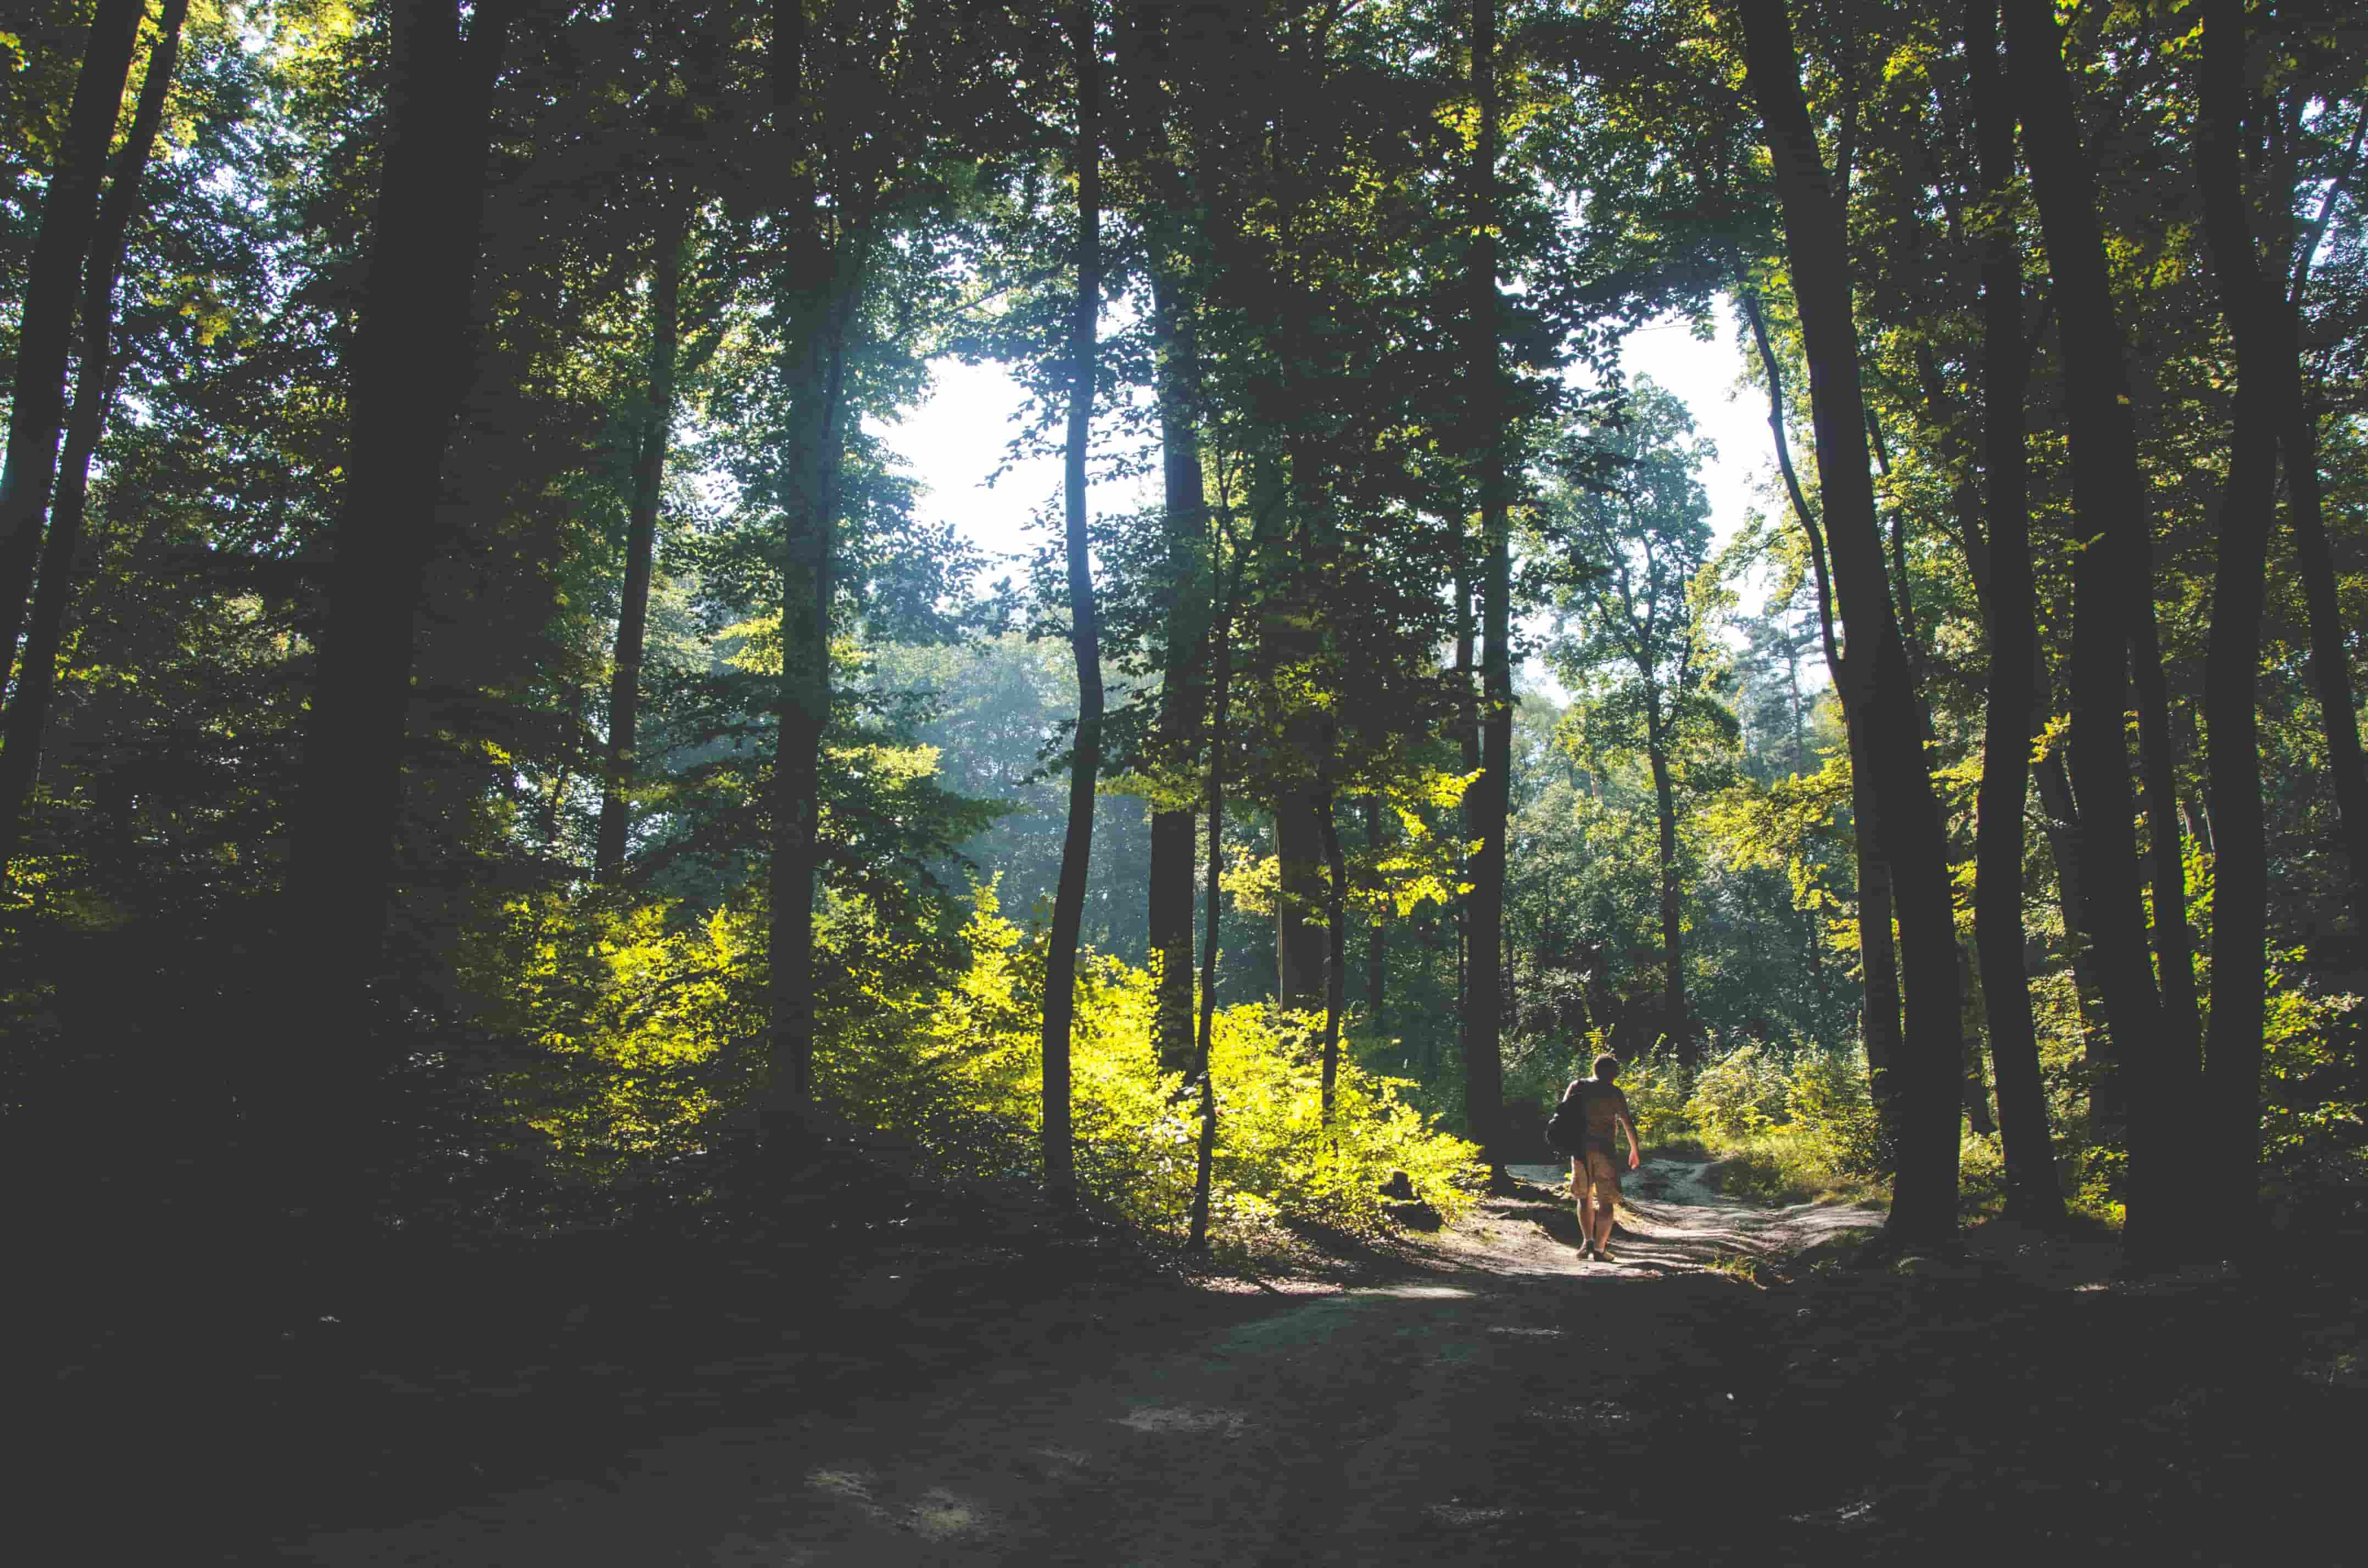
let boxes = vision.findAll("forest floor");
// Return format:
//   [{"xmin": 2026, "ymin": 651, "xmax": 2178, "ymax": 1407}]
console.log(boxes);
[{"xmin": 36, "ymin": 1155, "xmax": 2368, "ymax": 1564}]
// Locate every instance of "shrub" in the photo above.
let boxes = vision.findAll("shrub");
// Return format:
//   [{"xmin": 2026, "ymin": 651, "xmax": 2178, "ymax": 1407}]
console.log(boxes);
[
  {"xmin": 819, "ymin": 885, "xmax": 1484, "ymax": 1246},
  {"xmin": 1685, "ymin": 1041, "xmax": 1789, "ymax": 1141},
  {"xmin": 1618, "ymin": 1045, "xmax": 1693, "ymax": 1143}
]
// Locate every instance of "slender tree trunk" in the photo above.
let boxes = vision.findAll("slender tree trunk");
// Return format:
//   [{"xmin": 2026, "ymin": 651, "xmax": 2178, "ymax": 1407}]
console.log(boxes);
[
  {"xmin": 2194, "ymin": 0, "xmax": 2278, "ymax": 1240},
  {"xmin": 1318, "ymin": 779, "xmax": 1347, "ymax": 1125},
  {"xmin": 281, "ymin": 0, "xmax": 512, "ymax": 1200},
  {"xmin": 1459, "ymin": 0, "xmax": 1510, "ymax": 1181},
  {"xmin": 1738, "ymin": 0, "xmax": 1962, "ymax": 1241},
  {"xmin": 2283, "ymin": 122, "xmax": 2368, "ymax": 944},
  {"xmin": 1188, "ymin": 556, "xmax": 1238, "ymax": 1252},
  {"xmin": 1964, "ymin": 0, "xmax": 2062, "ymax": 1222},
  {"xmin": 595, "ymin": 199, "xmax": 689, "ymax": 884},
  {"xmin": 1644, "ymin": 702, "xmax": 1690, "ymax": 1069},
  {"xmin": 1365, "ymin": 796, "xmax": 1387, "ymax": 1028},
  {"xmin": 763, "ymin": 247, "xmax": 861, "ymax": 1151},
  {"xmin": 1146, "ymin": 262, "xmax": 1209, "ymax": 1079},
  {"xmin": 1454, "ymin": 560, "xmax": 1477, "ymax": 1040},
  {"xmin": 2005, "ymin": 0, "xmax": 2182, "ymax": 1258},
  {"xmin": 1746, "ymin": 290, "xmax": 1901, "ymax": 1128},
  {"xmin": 0, "ymin": 0, "xmax": 144, "ymax": 669},
  {"xmin": 0, "ymin": 0, "xmax": 187, "ymax": 876},
  {"xmin": 1041, "ymin": 4, "xmax": 1104, "ymax": 1201}
]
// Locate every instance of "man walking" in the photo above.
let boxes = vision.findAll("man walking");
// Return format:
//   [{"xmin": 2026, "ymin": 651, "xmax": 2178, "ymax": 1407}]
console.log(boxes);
[{"xmin": 1565, "ymin": 1054, "xmax": 1641, "ymax": 1261}]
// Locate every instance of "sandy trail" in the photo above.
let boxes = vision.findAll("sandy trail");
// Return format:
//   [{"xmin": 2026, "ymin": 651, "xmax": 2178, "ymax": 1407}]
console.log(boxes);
[{"xmin": 286, "ymin": 1162, "xmax": 1883, "ymax": 1566}]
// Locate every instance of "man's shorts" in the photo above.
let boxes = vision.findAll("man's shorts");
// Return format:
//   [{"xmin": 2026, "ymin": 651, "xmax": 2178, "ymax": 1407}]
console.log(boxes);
[{"xmin": 1578, "ymin": 1136, "xmax": 1622, "ymax": 1200}]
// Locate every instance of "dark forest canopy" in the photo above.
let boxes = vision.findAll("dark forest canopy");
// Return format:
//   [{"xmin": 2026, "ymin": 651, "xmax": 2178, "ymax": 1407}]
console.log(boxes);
[{"xmin": 4, "ymin": 0, "xmax": 2366, "ymax": 1267}]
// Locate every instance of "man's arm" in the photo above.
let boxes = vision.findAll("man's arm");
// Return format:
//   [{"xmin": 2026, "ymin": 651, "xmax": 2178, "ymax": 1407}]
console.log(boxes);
[{"xmin": 1616, "ymin": 1111, "xmax": 1641, "ymax": 1169}]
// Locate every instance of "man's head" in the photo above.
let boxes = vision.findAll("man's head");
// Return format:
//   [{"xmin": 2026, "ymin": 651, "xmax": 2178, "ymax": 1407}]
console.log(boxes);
[{"xmin": 1592, "ymin": 1053, "xmax": 1621, "ymax": 1083}]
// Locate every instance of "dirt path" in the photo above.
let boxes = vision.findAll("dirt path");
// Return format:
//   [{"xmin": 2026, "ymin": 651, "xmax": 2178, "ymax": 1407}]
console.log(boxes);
[{"xmin": 282, "ymin": 1162, "xmax": 1884, "ymax": 1565}]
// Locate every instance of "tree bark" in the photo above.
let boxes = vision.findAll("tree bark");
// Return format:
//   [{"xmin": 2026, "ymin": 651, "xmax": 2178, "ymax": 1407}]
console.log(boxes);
[
  {"xmin": 1365, "ymin": 796, "xmax": 1387, "ymax": 1028},
  {"xmin": 1964, "ymin": 0, "xmax": 2062, "ymax": 1222},
  {"xmin": 1122, "ymin": 6, "xmax": 1213, "ymax": 1081},
  {"xmin": 1737, "ymin": 0, "xmax": 1962, "ymax": 1241},
  {"xmin": 1187, "ymin": 548, "xmax": 1238, "ymax": 1253},
  {"xmin": 1041, "ymin": 2, "xmax": 1104, "ymax": 1201},
  {"xmin": 762, "ymin": 244, "xmax": 862, "ymax": 1149},
  {"xmin": 1643, "ymin": 697, "xmax": 1691, "ymax": 1069},
  {"xmin": 1318, "ymin": 779, "xmax": 1347, "ymax": 1125},
  {"xmin": 1146, "ymin": 261, "xmax": 1209, "ymax": 1078},
  {"xmin": 0, "ymin": 0, "xmax": 145, "ymax": 670},
  {"xmin": 2193, "ymin": 0, "xmax": 2278, "ymax": 1240},
  {"xmin": 1274, "ymin": 784, "xmax": 1330, "ymax": 1011},
  {"xmin": 1459, "ymin": 0, "xmax": 1510, "ymax": 1180},
  {"xmin": 281, "ymin": 0, "xmax": 512, "ymax": 1194},
  {"xmin": 0, "ymin": 0, "xmax": 188, "ymax": 877},
  {"xmin": 595, "ymin": 199, "xmax": 689, "ymax": 884},
  {"xmin": 1744, "ymin": 290, "xmax": 1901, "ymax": 1130},
  {"xmin": 2004, "ymin": 0, "xmax": 2183, "ymax": 1257},
  {"xmin": 2283, "ymin": 119, "xmax": 2368, "ymax": 944}
]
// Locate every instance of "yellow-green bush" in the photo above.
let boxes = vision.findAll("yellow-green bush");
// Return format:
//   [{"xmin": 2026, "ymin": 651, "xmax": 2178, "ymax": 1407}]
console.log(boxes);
[
  {"xmin": 1685, "ymin": 1041, "xmax": 1791, "ymax": 1140},
  {"xmin": 1616, "ymin": 1045, "xmax": 1693, "ymax": 1140},
  {"xmin": 816, "ymin": 885, "xmax": 1484, "ymax": 1245},
  {"xmin": 457, "ymin": 877, "xmax": 1487, "ymax": 1246}
]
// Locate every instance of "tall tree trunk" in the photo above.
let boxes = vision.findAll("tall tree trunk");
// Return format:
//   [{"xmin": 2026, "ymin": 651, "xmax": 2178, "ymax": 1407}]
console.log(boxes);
[
  {"xmin": 0, "ymin": 0, "xmax": 144, "ymax": 669},
  {"xmin": 1643, "ymin": 700, "xmax": 1690, "ymax": 1069},
  {"xmin": 1187, "ymin": 554, "xmax": 1237, "ymax": 1254},
  {"xmin": 1459, "ymin": 0, "xmax": 1510, "ymax": 1180},
  {"xmin": 1745, "ymin": 290, "xmax": 1901, "ymax": 1129},
  {"xmin": 281, "ymin": 0, "xmax": 512, "ymax": 1197},
  {"xmin": 2193, "ymin": 0, "xmax": 2278, "ymax": 1241},
  {"xmin": 1964, "ymin": 0, "xmax": 2062, "ymax": 1222},
  {"xmin": 762, "ymin": 245, "xmax": 862, "ymax": 1153},
  {"xmin": 1041, "ymin": 3, "xmax": 1104, "ymax": 1201},
  {"xmin": 1318, "ymin": 777, "xmax": 1347, "ymax": 1124},
  {"xmin": 1146, "ymin": 261, "xmax": 1209, "ymax": 1078},
  {"xmin": 1365, "ymin": 796, "xmax": 1387, "ymax": 1028},
  {"xmin": 1454, "ymin": 559, "xmax": 1477, "ymax": 1039},
  {"xmin": 1274, "ymin": 786, "xmax": 1329, "ymax": 1011},
  {"xmin": 595, "ymin": 199, "xmax": 689, "ymax": 884},
  {"xmin": 2283, "ymin": 119, "xmax": 2368, "ymax": 944},
  {"xmin": 1737, "ymin": 0, "xmax": 1962, "ymax": 1241},
  {"xmin": 0, "ymin": 0, "xmax": 188, "ymax": 877},
  {"xmin": 1121, "ymin": 5, "xmax": 1213, "ymax": 1080},
  {"xmin": 2004, "ymin": 0, "xmax": 2183, "ymax": 1258}
]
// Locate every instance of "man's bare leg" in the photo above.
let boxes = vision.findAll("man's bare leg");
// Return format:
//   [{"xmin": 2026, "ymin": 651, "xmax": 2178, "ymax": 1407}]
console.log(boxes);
[
  {"xmin": 1590, "ymin": 1156, "xmax": 1619, "ymax": 1256},
  {"xmin": 1572, "ymin": 1158, "xmax": 1598, "ymax": 1256}
]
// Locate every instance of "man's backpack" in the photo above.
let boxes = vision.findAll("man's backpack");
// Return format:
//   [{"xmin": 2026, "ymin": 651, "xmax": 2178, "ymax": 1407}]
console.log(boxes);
[{"xmin": 1544, "ymin": 1082, "xmax": 1593, "ymax": 1157}]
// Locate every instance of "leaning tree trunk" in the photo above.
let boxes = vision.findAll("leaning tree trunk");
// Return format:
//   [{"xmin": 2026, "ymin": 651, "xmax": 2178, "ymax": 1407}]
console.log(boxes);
[
  {"xmin": 0, "ymin": 0, "xmax": 144, "ymax": 669},
  {"xmin": 2193, "ymin": 0, "xmax": 2278, "ymax": 1240},
  {"xmin": 2004, "ymin": 0, "xmax": 2184, "ymax": 1259},
  {"xmin": 1737, "ymin": 0, "xmax": 1963, "ymax": 1242},
  {"xmin": 281, "ymin": 0, "xmax": 512, "ymax": 1203},
  {"xmin": 2282, "ymin": 117, "xmax": 2368, "ymax": 949},
  {"xmin": 1964, "ymin": 0, "xmax": 2062, "ymax": 1223},
  {"xmin": 1745, "ymin": 289, "xmax": 1902, "ymax": 1134},
  {"xmin": 1041, "ymin": 2, "xmax": 1104, "ymax": 1201},
  {"xmin": 595, "ymin": 199, "xmax": 689, "ymax": 884},
  {"xmin": 0, "ymin": 0, "xmax": 188, "ymax": 878}
]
